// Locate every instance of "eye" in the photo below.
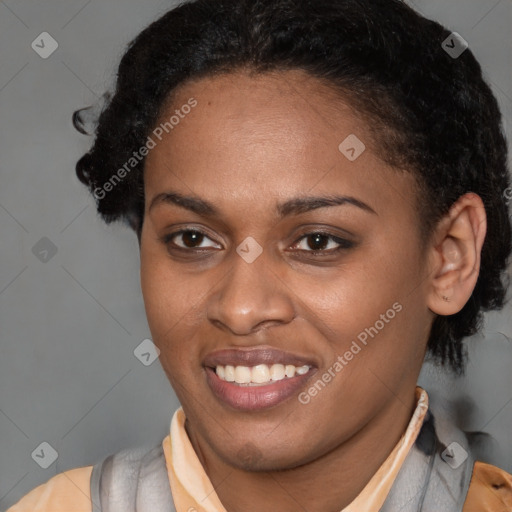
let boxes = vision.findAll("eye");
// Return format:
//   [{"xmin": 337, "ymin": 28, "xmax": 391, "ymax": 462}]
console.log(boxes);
[
  {"xmin": 161, "ymin": 229, "xmax": 221, "ymax": 250},
  {"xmin": 290, "ymin": 232, "xmax": 354, "ymax": 254},
  {"xmin": 160, "ymin": 228, "xmax": 354, "ymax": 256}
]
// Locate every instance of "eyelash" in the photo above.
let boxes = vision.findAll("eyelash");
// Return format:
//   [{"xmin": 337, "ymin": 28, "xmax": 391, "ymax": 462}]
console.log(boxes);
[{"xmin": 160, "ymin": 228, "xmax": 354, "ymax": 256}]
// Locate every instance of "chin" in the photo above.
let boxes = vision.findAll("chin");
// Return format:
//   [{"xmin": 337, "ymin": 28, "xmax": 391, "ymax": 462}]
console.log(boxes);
[{"xmin": 220, "ymin": 441, "xmax": 310, "ymax": 473}]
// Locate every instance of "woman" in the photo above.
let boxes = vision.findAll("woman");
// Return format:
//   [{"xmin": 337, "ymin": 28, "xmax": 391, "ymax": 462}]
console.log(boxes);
[{"xmin": 7, "ymin": 0, "xmax": 512, "ymax": 510}]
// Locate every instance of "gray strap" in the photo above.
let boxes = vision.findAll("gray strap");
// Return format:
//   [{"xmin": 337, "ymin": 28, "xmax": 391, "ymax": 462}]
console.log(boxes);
[
  {"xmin": 90, "ymin": 458, "xmax": 103, "ymax": 512},
  {"xmin": 89, "ymin": 443, "xmax": 176, "ymax": 512},
  {"xmin": 420, "ymin": 404, "xmax": 475, "ymax": 511},
  {"xmin": 381, "ymin": 406, "xmax": 474, "ymax": 511},
  {"xmin": 136, "ymin": 445, "xmax": 177, "ymax": 512},
  {"xmin": 379, "ymin": 415, "xmax": 436, "ymax": 511}
]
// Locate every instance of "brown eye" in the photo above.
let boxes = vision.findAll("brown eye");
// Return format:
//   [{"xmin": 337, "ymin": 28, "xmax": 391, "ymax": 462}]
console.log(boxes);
[
  {"xmin": 162, "ymin": 229, "xmax": 220, "ymax": 250},
  {"xmin": 291, "ymin": 232, "xmax": 354, "ymax": 254},
  {"xmin": 180, "ymin": 230, "xmax": 205, "ymax": 248},
  {"xmin": 305, "ymin": 233, "xmax": 330, "ymax": 251}
]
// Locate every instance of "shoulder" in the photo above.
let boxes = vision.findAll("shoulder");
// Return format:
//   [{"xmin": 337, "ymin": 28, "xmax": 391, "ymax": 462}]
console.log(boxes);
[
  {"xmin": 6, "ymin": 465, "xmax": 93, "ymax": 512},
  {"xmin": 463, "ymin": 461, "xmax": 512, "ymax": 511}
]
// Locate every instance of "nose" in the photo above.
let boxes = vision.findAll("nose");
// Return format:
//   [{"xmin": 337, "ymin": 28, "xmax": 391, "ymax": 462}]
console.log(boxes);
[{"xmin": 207, "ymin": 249, "xmax": 295, "ymax": 336}]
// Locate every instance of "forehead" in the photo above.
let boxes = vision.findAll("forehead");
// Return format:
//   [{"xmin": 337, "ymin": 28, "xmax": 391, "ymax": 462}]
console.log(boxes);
[{"xmin": 143, "ymin": 69, "xmax": 418, "ymax": 220}]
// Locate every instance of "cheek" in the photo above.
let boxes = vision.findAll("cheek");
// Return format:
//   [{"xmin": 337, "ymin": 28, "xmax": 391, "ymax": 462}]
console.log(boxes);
[
  {"xmin": 140, "ymin": 253, "xmax": 171, "ymax": 330},
  {"xmin": 317, "ymin": 235, "xmax": 426, "ymax": 369},
  {"xmin": 140, "ymin": 241, "xmax": 195, "ymax": 350},
  {"xmin": 140, "ymin": 264, "xmax": 199, "ymax": 389}
]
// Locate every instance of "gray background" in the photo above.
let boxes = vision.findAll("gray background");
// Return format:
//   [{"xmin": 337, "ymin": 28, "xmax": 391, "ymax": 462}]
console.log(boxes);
[{"xmin": 0, "ymin": 0, "xmax": 511, "ymax": 509}]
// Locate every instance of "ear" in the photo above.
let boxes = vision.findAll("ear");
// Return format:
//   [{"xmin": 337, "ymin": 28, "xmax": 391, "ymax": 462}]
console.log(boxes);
[{"xmin": 426, "ymin": 193, "xmax": 487, "ymax": 316}]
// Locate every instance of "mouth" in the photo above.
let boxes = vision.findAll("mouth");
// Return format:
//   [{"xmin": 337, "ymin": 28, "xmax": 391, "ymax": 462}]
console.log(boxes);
[{"xmin": 203, "ymin": 347, "xmax": 317, "ymax": 411}]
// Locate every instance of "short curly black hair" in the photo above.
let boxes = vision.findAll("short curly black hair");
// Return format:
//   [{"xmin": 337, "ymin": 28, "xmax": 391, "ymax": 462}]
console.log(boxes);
[{"xmin": 73, "ymin": 0, "xmax": 511, "ymax": 374}]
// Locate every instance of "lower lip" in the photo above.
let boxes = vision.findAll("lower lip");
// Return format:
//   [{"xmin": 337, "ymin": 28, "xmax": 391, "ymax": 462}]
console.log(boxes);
[{"xmin": 205, "ymin": 366, "xmax": 315, "ymax": 411}]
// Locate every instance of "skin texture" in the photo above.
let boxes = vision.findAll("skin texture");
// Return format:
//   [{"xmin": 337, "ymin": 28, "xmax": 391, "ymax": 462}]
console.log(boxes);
[{"xmin": 139, "ymin": 68, "xmax": 486, "ymax": 512}]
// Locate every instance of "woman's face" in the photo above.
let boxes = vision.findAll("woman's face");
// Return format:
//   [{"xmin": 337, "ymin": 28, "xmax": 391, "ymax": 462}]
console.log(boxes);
[{"xmin": 140, "ymin": 69, "xmax": 435, "ymax": 471}]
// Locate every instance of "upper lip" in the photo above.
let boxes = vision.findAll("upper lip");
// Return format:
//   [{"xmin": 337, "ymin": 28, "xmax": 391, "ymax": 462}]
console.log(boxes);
[{"xmin": 203, "ymin": 346, "xmax": 317, "ymax": 368}]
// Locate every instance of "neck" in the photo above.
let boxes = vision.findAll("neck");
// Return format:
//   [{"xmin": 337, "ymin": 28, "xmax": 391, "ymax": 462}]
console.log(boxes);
[{"xmin": 185, "ymin": 388, "xmax": 418, "ymax": 512}]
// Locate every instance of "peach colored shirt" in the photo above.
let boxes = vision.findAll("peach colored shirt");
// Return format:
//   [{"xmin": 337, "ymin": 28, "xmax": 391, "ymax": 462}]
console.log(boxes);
[{"xmin": 7, "ymin": 387, "xmax": 512, "ymax": 512}]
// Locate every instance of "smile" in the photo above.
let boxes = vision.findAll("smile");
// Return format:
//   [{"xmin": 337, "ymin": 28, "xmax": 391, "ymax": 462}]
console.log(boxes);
[
  {"xmin": 203, "ymin": 346, "xmax": 318, "ymax": 410},
  {"xmin": 215, "ymin": 363, "xmax": 311, "ymax": 385}
]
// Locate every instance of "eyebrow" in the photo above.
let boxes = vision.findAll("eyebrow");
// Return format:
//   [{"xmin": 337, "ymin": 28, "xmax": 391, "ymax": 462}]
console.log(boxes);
[{"xmin": 148, "ymin": 191, "xmax": 377, "ymax": 217}]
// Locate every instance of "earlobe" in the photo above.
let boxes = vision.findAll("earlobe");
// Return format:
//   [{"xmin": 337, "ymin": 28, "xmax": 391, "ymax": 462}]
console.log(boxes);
[{"xmin": 426, "ymin": 193, "xmax": 487, "ymax": 316}]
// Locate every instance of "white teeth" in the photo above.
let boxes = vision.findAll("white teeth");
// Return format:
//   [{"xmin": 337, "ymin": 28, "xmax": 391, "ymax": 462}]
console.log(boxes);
[
  {"xmin": 214, "ymin": 363, "xmax": 310, "ymax": 385},
  {"xmin": 285, "ymin": 365, "xmax": 295, "ymax": 378},
  {"xmin": 270, "ymin": 363, "xmax": 285, "ymax": 381},
  {"xmin": 251, "ymin": 364, "xmax": 270, "ymax": 383},
  {"xmin": 224, "ymin": 365, "xmax": 235, "ymax": 382},
  {"xmin": 234, "ymin": 366, "xmax": 251, "ymax": 384}
]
